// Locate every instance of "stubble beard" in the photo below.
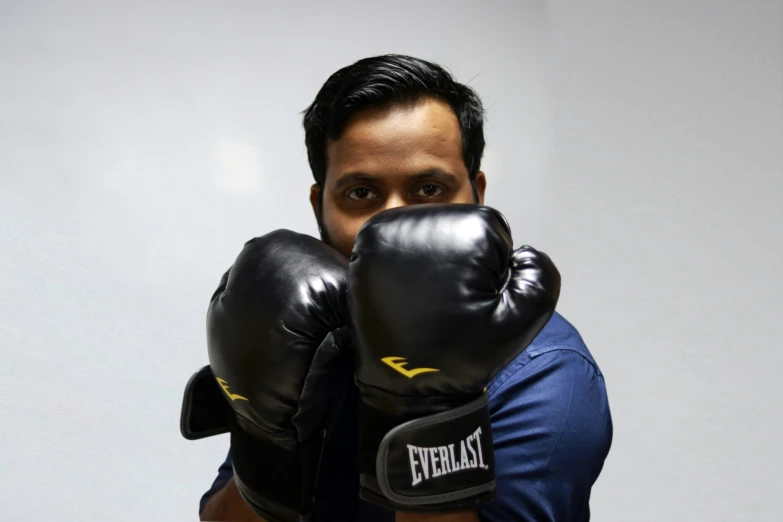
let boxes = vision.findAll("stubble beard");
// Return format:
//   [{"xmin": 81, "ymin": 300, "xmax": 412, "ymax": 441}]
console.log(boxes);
[{"xmin": 315, "ymin": 195, "xmax": 334, "ymax": 247}]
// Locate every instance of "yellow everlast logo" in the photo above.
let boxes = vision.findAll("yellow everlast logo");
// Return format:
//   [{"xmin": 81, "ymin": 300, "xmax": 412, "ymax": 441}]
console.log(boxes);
[
  {"xmin": 216, "ymin": 378, "xmax": 249, "ymax": 402},
  {"xmin": 381, "ymin": 356, "xmax": 439, "ymax": 379}
]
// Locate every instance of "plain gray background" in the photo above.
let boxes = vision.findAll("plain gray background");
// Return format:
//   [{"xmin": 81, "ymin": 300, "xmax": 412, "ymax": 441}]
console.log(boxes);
[{"xmin": 1, "ymin": 1, "xmax": 781, "ymax": 520}]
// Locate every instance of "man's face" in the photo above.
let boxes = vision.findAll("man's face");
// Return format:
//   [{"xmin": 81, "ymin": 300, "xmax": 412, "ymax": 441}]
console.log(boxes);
[{"xmin": 310, "ymin": 98, "xmax": 486, "ymax": 258}]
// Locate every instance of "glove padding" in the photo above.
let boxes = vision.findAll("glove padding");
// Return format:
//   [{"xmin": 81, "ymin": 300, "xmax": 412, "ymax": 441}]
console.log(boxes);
[
  {"xmin": 181, "ymin": 230, "xmax": 351, "ymax": 522},
  {"xmin": 349, "ymin": 204, "xmax": 560, "ymax": 512}
]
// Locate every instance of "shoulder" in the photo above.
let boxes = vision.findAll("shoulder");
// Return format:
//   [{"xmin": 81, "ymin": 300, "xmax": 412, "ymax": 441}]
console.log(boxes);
[
  {"xmin": 488, "ymin": 311, "xmax": 601, "ymax": 396},
  {"xmin": 486, "ymin": 311, "xmax": 612, "ymax": 447},
  {"xmin": 487, "ymin": 312, "xmax": 610, "ymax": 434},
  {"xmin": 488, "ymin": 312, "xmax": 603, "ymax": 382},
  {"xmin": 479, "ymin": 312, "xmax": 613, "ymax": 520}
]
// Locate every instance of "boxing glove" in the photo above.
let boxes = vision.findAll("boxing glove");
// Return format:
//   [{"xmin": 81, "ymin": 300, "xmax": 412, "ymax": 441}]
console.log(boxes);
[
  {"xmin": 349, "ymin": 204, "xmax": 560, "ymax": 512},
  {"xmin": 200, "ymin": 230, "xmax": 350, "ymax": 522}
]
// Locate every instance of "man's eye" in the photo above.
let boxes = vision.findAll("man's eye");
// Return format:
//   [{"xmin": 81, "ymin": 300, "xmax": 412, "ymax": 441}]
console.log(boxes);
[
  {"xmin": 416, "ymin": 184, "xmax": 444, "ymax": 197},
  {"xmin": 347, "ymin": 187, "xmax": 377, "ymax": 200}
]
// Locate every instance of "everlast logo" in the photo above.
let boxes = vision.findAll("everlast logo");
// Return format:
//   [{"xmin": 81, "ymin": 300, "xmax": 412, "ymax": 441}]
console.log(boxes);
[{"xmin": 407, "ymin": 427, "xmax": 488, "ymax": 487}]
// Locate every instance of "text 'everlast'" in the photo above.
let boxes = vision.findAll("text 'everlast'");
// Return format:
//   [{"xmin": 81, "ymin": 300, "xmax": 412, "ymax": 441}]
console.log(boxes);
[{"xmin": 407, "ymin": 427, "xmax": 488, "ymax": 487}]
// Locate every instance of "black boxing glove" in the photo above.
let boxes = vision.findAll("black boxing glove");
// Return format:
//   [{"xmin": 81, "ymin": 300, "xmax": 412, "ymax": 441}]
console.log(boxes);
[
  {"xmin": 349, "ymin": 204, "xmax": 560, "ymax": 513},
  {"xmin": 183, "ymin": 230, "xmax": 350, "ymax": 522}
]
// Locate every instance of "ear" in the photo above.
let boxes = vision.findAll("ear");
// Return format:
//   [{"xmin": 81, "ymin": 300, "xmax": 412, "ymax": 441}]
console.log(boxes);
[
  {"xmin": 309, "ymin": 183, "xmax": 322, "ymax": 217},
  {"xmin": 474, "ymin": 171, "xmax": 487, "ymax": 205}
]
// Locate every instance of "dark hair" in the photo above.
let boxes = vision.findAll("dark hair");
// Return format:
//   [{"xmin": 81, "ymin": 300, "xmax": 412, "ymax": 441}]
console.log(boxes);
[{"xmin": 302, "ymin": 54, "xmax": 486, "ymax": 187}]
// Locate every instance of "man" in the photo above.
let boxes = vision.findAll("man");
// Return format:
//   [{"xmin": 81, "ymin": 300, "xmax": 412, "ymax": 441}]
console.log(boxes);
[{"xmin": 188, "ymin": 54, "xmax": 612, "ymax": 521}]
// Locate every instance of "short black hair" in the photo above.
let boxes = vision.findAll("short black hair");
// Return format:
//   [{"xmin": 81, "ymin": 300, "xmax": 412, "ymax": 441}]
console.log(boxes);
[{"xmin": 302, "ymin": 54, "xmax": 486, "ymax": 187}]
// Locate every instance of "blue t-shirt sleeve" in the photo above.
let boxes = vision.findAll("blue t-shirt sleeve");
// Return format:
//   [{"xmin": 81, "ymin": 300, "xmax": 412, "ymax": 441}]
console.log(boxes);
[
  {"xmin": 199, "ymin": 450, "xmax": 234, "ymax": 515},
  {"xmin": 479, "ymin": 349, "xmax": 613, "ymax": 522}
]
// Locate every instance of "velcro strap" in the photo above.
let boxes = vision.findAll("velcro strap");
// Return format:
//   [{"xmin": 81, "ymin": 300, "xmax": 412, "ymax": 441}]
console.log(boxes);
[
  {"xmin": 230, "ymin": 416, "xmax": 325, "ymax": 522},
  {"xmin": 370, "ymin": 394, "xmax": 495, "ymax": 509},
  {"xmin": 180, "ymin": 365, "xmax": 232, "ymax": 440}
]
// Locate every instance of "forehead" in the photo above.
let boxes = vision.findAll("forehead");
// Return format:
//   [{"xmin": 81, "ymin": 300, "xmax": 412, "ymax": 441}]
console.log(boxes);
[{"xmin": 325, "ymin": 98, "xmax": 467, "ymax": 183}]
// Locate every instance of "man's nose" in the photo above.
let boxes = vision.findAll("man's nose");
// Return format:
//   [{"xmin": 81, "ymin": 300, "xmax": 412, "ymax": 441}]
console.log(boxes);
[{"xmin": 382, "ymin": 193, "xmax": 408, "ymax": 212}]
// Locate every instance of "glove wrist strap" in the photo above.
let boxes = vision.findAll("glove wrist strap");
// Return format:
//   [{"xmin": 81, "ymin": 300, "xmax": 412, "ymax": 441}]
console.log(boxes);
[{"xmin": 360, "ymin": 394, "xmax": 495, "ymax": 512}]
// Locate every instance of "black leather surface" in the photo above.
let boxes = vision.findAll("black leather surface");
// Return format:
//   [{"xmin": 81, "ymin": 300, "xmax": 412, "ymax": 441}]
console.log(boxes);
[{"xmin": 349, "ymin": 204, "xmax": 560, "ymax": 510}]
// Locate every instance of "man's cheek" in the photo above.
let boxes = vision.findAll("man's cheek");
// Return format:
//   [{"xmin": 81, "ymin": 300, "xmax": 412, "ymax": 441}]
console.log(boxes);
[
  {"xmin": 324, "ymin": 214, "xmax": 360, "ymax": 257},
  {"xmin": 343, "ymin": 220, "xmax": 366, "ymax": 251}
]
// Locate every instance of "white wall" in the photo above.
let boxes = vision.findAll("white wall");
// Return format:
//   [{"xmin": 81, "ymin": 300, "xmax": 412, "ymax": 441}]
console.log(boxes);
[
  {"xmin": 0, "ymin": 1, "xmax": 780, "ymax": 520},
  {"xmin": 543, "ymin": 2, "xmax": 783, "ymax": 520}
]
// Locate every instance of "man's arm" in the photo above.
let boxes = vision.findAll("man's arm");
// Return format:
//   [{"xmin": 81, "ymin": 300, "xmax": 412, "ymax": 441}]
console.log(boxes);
[
  {"xmin": 396, "ymin": 510, "xmax": 479, "ymax": 522},
  {"xmin": 478, "ymin": 349, "xmax": 613, "ymax": 521},
  {"xmin": 199, "ymin": 452, "xmax": 265, "ymax": 522},
  {"xmin": 201, "ymin": 477, "xmax": 266, "ymax": 522}
]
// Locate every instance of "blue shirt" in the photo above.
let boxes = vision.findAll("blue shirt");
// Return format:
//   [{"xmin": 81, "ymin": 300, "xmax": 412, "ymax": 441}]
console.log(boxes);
[{"xmin": 200, "ymin": 312, "xmax": 613, "ymax": 521}]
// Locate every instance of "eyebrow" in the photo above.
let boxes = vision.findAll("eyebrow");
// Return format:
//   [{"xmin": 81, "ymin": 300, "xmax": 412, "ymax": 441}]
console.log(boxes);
[{"xmin": 332, "ymin": 168, "xmax": 459, "ymax": 190}]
